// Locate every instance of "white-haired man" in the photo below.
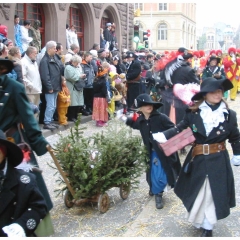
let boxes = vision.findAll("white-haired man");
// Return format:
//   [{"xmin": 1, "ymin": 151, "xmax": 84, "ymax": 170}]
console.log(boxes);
[
  {"xmin": 21, "ymin": 46, "xmax": 42, "ymax": 108},
  {"xmin": 39, "ymin": 41, "xmax": 64, "ymax": 130},
  {"xmin": 64, "ymin": 43, "xmax": 79, "ymax": 64}
]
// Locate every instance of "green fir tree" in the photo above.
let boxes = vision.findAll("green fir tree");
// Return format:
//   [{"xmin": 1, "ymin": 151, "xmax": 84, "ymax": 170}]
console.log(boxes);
[{"xmin": 53, "ymin": 114, "xmax": 148, "ymax": 199}]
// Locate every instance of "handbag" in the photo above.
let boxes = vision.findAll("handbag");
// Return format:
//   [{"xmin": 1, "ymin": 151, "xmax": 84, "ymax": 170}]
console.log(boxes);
[
  {"xmin": 112, "ymin": 91, "xmax": 123, "ymax": 101},
  {"xmin": 158, "ymin": 128, "xmax": 196, "ymax": 156},
  {"xmin": 74, "ymin": 79, "xmax": 86, "ymax": 91}
]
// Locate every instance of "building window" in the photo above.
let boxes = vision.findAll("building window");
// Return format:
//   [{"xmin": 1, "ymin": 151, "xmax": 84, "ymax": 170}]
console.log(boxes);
[
  {"xmin": 158, "ymin": 23, "xmax": 167, "ymax": 40},
  {"xmin": 15, "ymin": 3, "xmax": 45, "ymax": 48},
  {"xmin": 134, "ymin": 3, "xmax": 143, "ymax": 11},
  {"xmin": 67, "ymin": 4, "xmax": 84, "ymax": 50},
  {"xmin": 159, "ymin": 3, "xmax": 167, "ymax": 11}
]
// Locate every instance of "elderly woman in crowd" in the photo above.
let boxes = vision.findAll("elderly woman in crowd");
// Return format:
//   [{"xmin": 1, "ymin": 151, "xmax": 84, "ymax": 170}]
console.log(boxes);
[
  {"xmin": 8, "ymin": 46, "xmax": 23, "ymax": 84},
  {"xmin": 64, "ymin": 55, "xmax": 86, "ymax": 121}
]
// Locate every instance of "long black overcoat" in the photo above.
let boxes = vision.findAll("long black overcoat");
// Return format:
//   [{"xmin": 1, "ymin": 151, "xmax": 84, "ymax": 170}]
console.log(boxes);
[
  {"xmin": 126, "ymin": 110, "xmax": 181, "ymax": 188},
  {"xmin": 162, "ymin": 107, "xmax": 240, "ymax": 220},
  {"xmin": 0, "ymin": 163, "xmax": 47, "ymax": 237}
]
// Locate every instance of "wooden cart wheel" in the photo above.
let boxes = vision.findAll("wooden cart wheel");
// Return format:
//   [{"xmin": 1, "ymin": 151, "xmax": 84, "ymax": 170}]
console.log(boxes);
[
  {"xmin": 64, "ymin": 190, "xmax": 74, "ymax": 208},
  {"xmin": 119, "ymin": 183, "xmax": 131, "ymax": 200},
  {"xmin": 97, "ymin": 193, "xmax": 110, "ymax": 213}
]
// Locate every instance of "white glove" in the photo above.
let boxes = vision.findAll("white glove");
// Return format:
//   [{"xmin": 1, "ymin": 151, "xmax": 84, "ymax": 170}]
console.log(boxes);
[
  {"xmin": 230, "ymin": 155, "xmax": 240, "ymax": 166},
  {"xmin": 119, "ymin": 115, "xmax": 127, "ymax": 123},
  {"xmin": 152, "ymin": 132, "xmax": 167, "ymax": 143},
  {"xmin": 2, "ymin": 223, "xmax": 26, "ymax": 237}
]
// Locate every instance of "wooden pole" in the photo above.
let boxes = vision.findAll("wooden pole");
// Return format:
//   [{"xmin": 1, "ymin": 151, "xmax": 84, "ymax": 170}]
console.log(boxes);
[{"xmin": 46, "ymin": 145, "xmax": 76, "ymax": 197}]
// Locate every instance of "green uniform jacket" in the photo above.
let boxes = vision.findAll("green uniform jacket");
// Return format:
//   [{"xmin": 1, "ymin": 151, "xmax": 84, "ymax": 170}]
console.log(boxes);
[{"xmin": 0, "ymin": 74, "xmax": 47, "ymax": 155}]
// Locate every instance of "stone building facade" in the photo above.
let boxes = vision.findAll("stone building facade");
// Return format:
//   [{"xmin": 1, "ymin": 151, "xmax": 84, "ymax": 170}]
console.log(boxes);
[
  {"xmin": 133, "ymin": 3, "xmax": 196, "ymax": 51},
  {"xmin": 0, "ymin": 3, "xmax": 135, "ymax": 52}
]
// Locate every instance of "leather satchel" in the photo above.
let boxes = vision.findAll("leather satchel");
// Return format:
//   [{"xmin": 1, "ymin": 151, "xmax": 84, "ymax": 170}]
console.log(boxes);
[
  {"xmin": 74, "ymin": 79, "xmax": 86, "ymax": 91},
  {"xmin": 158, "ymin": 128, "xmax": 196, "ymax": 156}
]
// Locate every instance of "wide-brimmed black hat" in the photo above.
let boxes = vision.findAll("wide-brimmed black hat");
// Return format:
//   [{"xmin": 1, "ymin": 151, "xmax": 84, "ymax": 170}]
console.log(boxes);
[
  {"xmin": 97, "ymin": 48, "xmax": 106, "ymax": 54},
  {"xmin": 134, "ymin": 93, "xmax": 163, "ymax": 109},
  {"xmin": 0, "ymin": 130, "xmax": 23, "ymax": 167},
  {"xmin": 126, "ymin": 51, "xmax": 138, "ymax": 59},
  {"xmin": 208, "ymin": 56, "xmax": 221, "ymax": 65},
  {"xmin": 0, "ymin": 59, "xmax": 14, "ymax": 74},
  {"xmin": 178, "ymin": 47, "xmax": 193, "ymax": 60},
  {"xmin": 191, "ymin": 77, "xmax": 233, "ymax": 101}
]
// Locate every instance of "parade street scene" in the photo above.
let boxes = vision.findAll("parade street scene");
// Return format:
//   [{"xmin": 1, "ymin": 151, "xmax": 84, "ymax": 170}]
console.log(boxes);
[{"xmin": 1, "ymin": 2, "xmax": 240, "ymax": 238}]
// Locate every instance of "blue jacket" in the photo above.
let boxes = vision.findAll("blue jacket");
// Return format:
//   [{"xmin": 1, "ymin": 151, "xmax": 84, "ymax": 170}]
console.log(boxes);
[{"xmin": 14, "ymin": 24, "xmax": 23, "ymax": 53}]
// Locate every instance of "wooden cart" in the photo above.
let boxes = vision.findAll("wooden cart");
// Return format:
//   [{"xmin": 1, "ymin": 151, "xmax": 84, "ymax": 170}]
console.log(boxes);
[{"xmin": 47, "ymin": 145, "xmax": 131, "ymax": 213}]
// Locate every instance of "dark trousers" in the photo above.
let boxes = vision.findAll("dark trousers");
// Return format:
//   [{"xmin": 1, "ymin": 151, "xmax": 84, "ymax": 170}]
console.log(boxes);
[
  {"xmin": 126, "ymin": 83, "xmax": 141, "ymax": 110},
  {"xmin": 67, "ymin": 106, "xmax": 79, "ymax": 121},
  {"xmin": 83, "ymin": 88, "xmax": 94, "ymax": 111},
  {"xmin": 39, "ymin": 93, "xmax": 46, "ymax": 124}
]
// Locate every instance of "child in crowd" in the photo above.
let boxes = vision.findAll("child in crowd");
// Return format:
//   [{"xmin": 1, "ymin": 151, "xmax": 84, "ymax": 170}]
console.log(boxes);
[
  {"xmin": 119, "ymin": 93, "xmax": 181, "ymax": 209},
  {"xmin": 57, "ymin": 81, "xmax": 71, "ymax": 125},
  {"xmin": 92, "ymin": 62, "xmax": 110, "ymax": 127},
  {"xmin": 108, "ymin": 72, "xmax": 118, "ymax": 117}
]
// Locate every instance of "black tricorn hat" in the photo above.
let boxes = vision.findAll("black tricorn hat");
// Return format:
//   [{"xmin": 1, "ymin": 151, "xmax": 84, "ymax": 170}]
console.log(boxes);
[
  {"xmin": 208, "ymin": 56, "xmax": 221, "ymax": 64},
  {"xmin": 191, "ymin": 77, "xmax": 233, "ymax": 101},
  {"xmin": 178, "ymin": 47, "xmax": 193, "ymax": 60},
  {"xmin": 0, "ymin": 59, "xmax": 14, "ymax": 74},
  {"xmin": 126, "ymin": 51, "xmax": 138, "ymax": 58},
  {"xmin": 134, "ymin": 93, "xmax": 163, "ymax": 109},
  {"xmin": 0, "ymin": 130, "xmax": 23, "ymax": 167}
]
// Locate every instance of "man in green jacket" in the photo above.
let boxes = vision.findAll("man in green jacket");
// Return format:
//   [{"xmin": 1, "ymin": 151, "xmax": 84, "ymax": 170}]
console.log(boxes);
[{"xmin": 0, "ymin": 58, "xmax": 54, "ymax": 236}]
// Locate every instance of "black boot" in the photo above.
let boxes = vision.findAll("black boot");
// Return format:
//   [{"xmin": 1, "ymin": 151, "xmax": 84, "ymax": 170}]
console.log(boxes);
[
  {"xmin": 155, "ymin": 193, "xmax": 163, "ymax": 209},
  {"xmin": 201, "ymin": 229, "xmax": 212, "ymax": 237},
  {"xmin": 149, "ymin": 190, "xmax": 154, "ymax": 196},
  {"xmin": 79, "ymin": 106, "xmax": 90, "ymax": 116}
]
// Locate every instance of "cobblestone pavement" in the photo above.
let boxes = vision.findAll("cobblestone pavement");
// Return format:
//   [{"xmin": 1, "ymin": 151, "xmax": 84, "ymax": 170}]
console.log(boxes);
[{"xmin": 37, "ymin": 96, "xmax": 240, "ymax": 237}]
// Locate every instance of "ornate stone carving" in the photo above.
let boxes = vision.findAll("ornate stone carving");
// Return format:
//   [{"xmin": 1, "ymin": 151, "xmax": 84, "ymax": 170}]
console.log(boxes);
[
  {"xmin": 0, "ymin": 3, "xmax": 10, "ymax": 20},
  {"xmin": 58, "ymin": 3, "xmax": 67, "ymax": 11},
  {"xmin": 92, "ymin": 3, "xmax": 103, "ymax": 9},
  {"xmin": 94, "ymin": 8, "xmax": 100, "ymax": 19},
  {"xmin": 92, "ymin": 3, "xmax": 103, "ymax": 19}
]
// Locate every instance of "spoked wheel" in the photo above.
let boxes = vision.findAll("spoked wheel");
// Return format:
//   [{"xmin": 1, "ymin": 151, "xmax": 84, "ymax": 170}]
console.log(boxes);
[
  {"xmin": 119, "ymin": 183, "xmax": 131, "ymax": 200},
  {"xmin": 64, "ymin": 190, "xmax": 74, "ymax": 208},
  {"xmin": 97, "ymin": 193, "xmax": 110, "ymax": 213}
]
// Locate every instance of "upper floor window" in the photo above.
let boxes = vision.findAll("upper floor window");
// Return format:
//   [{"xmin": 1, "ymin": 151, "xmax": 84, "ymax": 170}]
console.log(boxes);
[
  {"xmin": 134, "ymin": 3, "xmax": 143, "ymax": 11},
  {"xmin": 158, "ymin": 23, "xmax": 167, "ymax": 40},
  {"xmin": 159, "ymin": 3, "xmax": 167, "ymax": 11}
]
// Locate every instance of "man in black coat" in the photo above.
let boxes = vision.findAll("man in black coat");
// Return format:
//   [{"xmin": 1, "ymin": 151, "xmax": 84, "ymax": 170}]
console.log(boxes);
[
  {"xmin": 103, "ymin": 23, "xmax": 113, "ymax": 51},
  {"xmin": 160, "ymin": 48, "xmax": 200, "ymax": 124},
  {"xmin": 39, "ymin": 40, "xmax": 64, "ymax": 130},
  {"xmin": 0, "ymin": 130, "xmax": 47, "ymax": 237},
  {"xmin": 126, "ymin": 51, "xmax": 142, "ymax": 111}
]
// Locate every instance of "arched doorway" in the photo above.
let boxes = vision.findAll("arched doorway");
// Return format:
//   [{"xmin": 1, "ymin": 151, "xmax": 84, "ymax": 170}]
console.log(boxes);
[
  {"xmin": 101, "ymin": 10, "xmax": 111, "ymax": 29},
  {"xmin": 15, "ymin": 3, "xmax": 45, "ymax": 48},
  {"xmin": 67, "ymin": 4, "xmax": 84, "ymax": 50}
]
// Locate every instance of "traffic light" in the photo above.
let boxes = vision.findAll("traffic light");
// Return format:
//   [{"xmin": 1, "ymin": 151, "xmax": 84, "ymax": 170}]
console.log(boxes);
[
  {"xmin": 133, "ymin": 25, "xmax": 140, "ymax": 43},
  {"xmin": 139, "ymin": 30, "xmax": 149, "ymax": 43},
  {"xmin": 145, "ymin": 41, "xmax": 149, "ymax": 48},
  {"xmin": 146, "ymin": 29, "xmax": 151, "ymax": 37},
  {"xmin": 142, "ymin": 31, "xmax": 148, "ymax": 42}
]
